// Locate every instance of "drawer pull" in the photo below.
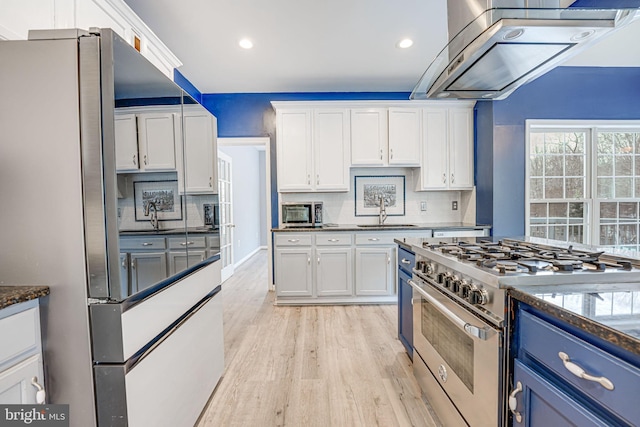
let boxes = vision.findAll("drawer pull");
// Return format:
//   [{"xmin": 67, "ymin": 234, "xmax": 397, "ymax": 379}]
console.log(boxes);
[
  {"xmin": 401, "ymin": 259, "xmax": 411, "ymax": 265},
  {"xmin": 328, "ymin": 239, "xmax": 339, "ymax": 242},
  {"xmin": 142, "ymin": 242, "xmax": 154, "ymax": 246},
  {"xmin": 32, "ymin": 377, "xmax": 46, "ymax": 404},
  {"xmin": 508, "ymin": 381, "xmax": 523, "ymax": 423},
  {"xmin": 180, "ymin": 241, "xmax": 195, "ymax": 246},
  {"xmin": 288, "ymin": 239, "xmax": 300, "ymax": 243},
  {"xmin": 558, "ymin": 352, "xmax": 614, "ymax": 391},
  {"xmin": 368, "ymin": 238, "xmax": 379, "ymax": 241}
]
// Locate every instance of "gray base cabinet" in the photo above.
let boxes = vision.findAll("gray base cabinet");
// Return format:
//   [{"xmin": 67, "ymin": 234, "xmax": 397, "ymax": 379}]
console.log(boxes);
[
  {"xmin": 354, "ymin": 247, "xmax": 394, "ymax": 296},
  {"xmin": 316, "ymin": 248, "xmax": 352, "ymax": 297},
  {"xmin": 131, "ymin": 252, "xmax": 167, "ymax": 293},
  {"xmin": 275, "ymin": 248, "xmax": 313, "ymax": 297}
]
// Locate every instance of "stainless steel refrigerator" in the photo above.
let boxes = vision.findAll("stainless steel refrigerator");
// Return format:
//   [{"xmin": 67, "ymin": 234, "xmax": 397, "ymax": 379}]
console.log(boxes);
[{"xmin": 0, "ymin": 29, "xmax": 223, "ymax": 426}]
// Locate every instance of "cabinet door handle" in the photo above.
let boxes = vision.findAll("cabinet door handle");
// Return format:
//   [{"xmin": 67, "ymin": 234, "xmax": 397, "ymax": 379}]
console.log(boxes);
[
  {"xmin": 144, "ymin": 155, "xmax": 148, "ymax": 165},
  {"xmin": 307, "ymin": 174, "xmax": 311, "ymax": 185},
  {"xmin": 328, "ymin": 239, "xmax": 339, "ymax": 242},
  {"xmin": 316, "ymin": 174, "xmax": 319, "ymax": 185},
  {"xmin": 209, "ymin": 177, "xmax": 213, "ymax": 187},
  {"xmin": 401, "ymin": 259, "xmax": 411, "ymax": 264},
  {"xmin": 121, "ymin": 258, "xmax": 127, "ymax": 269},
  {"xmin": 558, "ymin": 352, "xmax": 614, "ymax": 390},
  {"xmin": 31, "ymin": 376, "xmax": 46, "ymax": 404},
  {"xmin": 442, "ymin": 173, "xmax": 446, "ymax": 184},
  {"xmin": 288, "ymin": 239, "xmax": 300, "ymax": 243},
  {"xmin": 133, "ymin": 154, "xmax": 137, "ymax": 166},
  {"xmin": 131, "ymin": 259, "xmax": 136, "ymax": 269},
  {"xmin": 508, "ymin": 381, "xmax": 523, "ymax": 423},
  {"xmin": 368, "ymin": 238, "xmax": 379, "ymax": 241},
  {"xmin": 379, "ymin": 148, "xmax": 383, "ymax": 160},
  {"xmin": 451, "ymin": 173, "xmax": 455, "ymax": 184},
  {"xmin": 180, "ymin": 241, "xmax": 195, "ymax": 246},
  {"xmin": 307, "ymin": 256, "xmax": 311, "ymax": 265},
  {"xmin": 387, "ymin": 254, "xmax": 390, "ymax": 264},
  {"xmin": 390, "ymin": 148, "xmax": 393, "ymax": 159},
  {"xmin": 142, "ymin": 242, "xmax": 153, "ymax": 246},
  {"xmin": 317, "ymin": 257, "xmax": 320, "ymax": 264}
]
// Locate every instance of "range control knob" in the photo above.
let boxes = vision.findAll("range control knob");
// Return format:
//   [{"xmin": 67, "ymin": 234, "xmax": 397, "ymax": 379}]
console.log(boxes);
[
  {"xmin": 468, "ymin": 288, "xmax": 489, "ymax": 305},
  {"xmin": 425, "ymin": 263, "xmax": 435, "ymax": 276},
  {"xmin": 451, "ymin": 276, "xmax": 461, "ymax": 293},
  {"xmin": 437, "ymin": 272, "xmax": 449, "ymax": 285},
  {"xmin": 459, "ymin": 280, "xmax": 471, "ymax": 299}
]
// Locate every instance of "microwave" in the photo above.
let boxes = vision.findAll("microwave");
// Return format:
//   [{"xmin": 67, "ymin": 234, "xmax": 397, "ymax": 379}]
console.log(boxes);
[{"xmin": 281, "ymin": 202, "xmax": 323, "ymax": 227}]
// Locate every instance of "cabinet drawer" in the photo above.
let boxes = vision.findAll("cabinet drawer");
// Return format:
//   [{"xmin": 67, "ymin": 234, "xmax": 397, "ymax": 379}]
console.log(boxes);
[
  {"xmin": 206, "ymin": 235, "xmax": 220, "ymax": 248},
  {"xmin": 397, "ymin": 247, "xmax": 415, "ymax": 274},
  {"xmin": 315, "ymin": 234, "xmax": 352, "ymax": 246},
  {"xmin": 168, "ymin": 236, "xmax": 206, "ymax": 249},
  {"xmin": 120, "ymin": 236, "xmax": 166, "ymax": 251},
  {"xmin": 0, "ymin": 306, "xmax": 40, "ymax": 367},
  {"xmin": 355, "ymin": 233, "xmax": 395, "ymax": 245},
  {"xmin": 519, "ymin": 310, "xmax": 640, "ymax": 425},
  {"xmin": 275, "ymin": 234, "xmax": 312, "ymax": 247}
]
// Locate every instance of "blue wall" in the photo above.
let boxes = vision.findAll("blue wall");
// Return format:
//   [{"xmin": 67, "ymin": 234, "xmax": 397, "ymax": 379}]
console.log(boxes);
[
  {"xmin": 174, "ymin": 69, "xmax": 202, "ymax": 104},
  {"xmin": 477, "ymin": 66, "xmax": 640, "ymax": 237}
]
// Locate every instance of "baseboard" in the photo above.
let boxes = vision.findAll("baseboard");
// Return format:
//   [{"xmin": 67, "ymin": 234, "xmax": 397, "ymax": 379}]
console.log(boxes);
[
  {"xmin": 260, "ymin": 245, "xmax": 267, "ymax": 250},
  {"xmin": 234, "ymin": 247, "xmax": 261, "ymax": 269}
]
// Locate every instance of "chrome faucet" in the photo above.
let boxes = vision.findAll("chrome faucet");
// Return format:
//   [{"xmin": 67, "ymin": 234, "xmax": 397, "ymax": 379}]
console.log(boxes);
[
  {"xmin": 378, "ymin": 195, "xmax": 387, "ymax": 225},
  {"xmin": 144, "ymin": 201, "xmax": 159, "ymax": 231}
]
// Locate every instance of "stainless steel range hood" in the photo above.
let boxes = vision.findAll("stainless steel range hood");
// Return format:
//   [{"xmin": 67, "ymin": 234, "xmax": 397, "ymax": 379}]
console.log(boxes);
[{"xmin": 411, "ymin": 1, "xmax": 639, "ymax": 100}]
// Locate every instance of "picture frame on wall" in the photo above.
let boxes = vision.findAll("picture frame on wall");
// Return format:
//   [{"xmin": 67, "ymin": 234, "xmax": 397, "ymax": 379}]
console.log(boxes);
[
  {"xmin": 133, "ymin": 180, "xmax": 183, "ymax": 221},
  {"xmin": 354, "ymin": 175, "xmax": 405, "ymax": 217}
]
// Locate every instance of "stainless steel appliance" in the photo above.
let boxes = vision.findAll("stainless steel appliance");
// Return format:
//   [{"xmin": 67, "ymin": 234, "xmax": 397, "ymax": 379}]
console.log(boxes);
[
  {"xmin": 0, "ymin": 29, "xmax": 223, "ymax": 426},
  {"xmin": 411, "ymin": 1, "xmax": 639, "ymax": 100},
  {"xmin": 281, "ymin": 202, "xmax": 323, "ymax": 227},
  {"xmin": 408, "ymin": 237, "xmax": 640, "ymax": 426}
]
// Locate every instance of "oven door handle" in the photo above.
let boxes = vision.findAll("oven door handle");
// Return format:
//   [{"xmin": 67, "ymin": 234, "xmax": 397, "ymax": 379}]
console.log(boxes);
[{"xmin": 408, "ymin": 279, "xmax": 495, "ymax": 341}]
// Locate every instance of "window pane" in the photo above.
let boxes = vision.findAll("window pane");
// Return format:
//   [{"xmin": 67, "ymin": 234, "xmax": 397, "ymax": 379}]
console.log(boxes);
[
  {"xmin": 615, "ymin": 177, "xmax": 633, "ymax": 198},
  {"xmin": 549, "ymin": 202, "xmax": 567, "ymax": 218},
  {"xmin": 566, "ymin": 178, "xmax": 584, "ymax": 198},
  {"xmin": 530, "ymin": 155, "xmax": 543, "ymax": 176},
  {"xmin": 565, "ymin": 133, "xmax": 585, "ymax": 154},
  {"xmin": 545, "ymin": 178, "xmax": 563, "ymax": 198},
  {"xmin": 619, "ymin": 224, "xmax": 638, "ymax": 245},
  {"xmin": 545, "ymin": 134, "xmax": 563, "ymax": 154},
  {"xmin": 530, "ymin": 203, "xmax": 547, "ymax": 218},
  {"xmin": 565, "ymin": 155, "xmax": 583, "ymax": 176},
  {"xmin": 568, "ymin": 225, "xmax": 584, "ymax": 243},
  {"xmin": 600, "ymin": 224, "xmax": 617, "ymax": 245},
  {"xmin": 615, "ymin": 155, "xmax": 633, "ymax": 176},
  {"xmin": 600, "ymin": 202, "xmax": 617, "ymax": 219},
  {"xmin": 597, "ymin": 177, "xmax": 614, "ymax": 198},
  {"xmin": 619, "ymin": 202, "xmax": 637, "ymax": 220},
  {"xmin": 569, "ymin": 202, "xmax": 584, "ymax": 218},
  {"xmin": 598, "ymin": 133, "xmax": 614, "ymax": 154},
  {"xmin": 530, "ymin": 178, "xmax": 543, "ymax": 199},
  {"xmin": 530, "ymin": 132, "xmax": 545, "ymax": 154},
  {"xmin": 615, "ymin": 133, "xmax": 635, "ymax": 154},
  {"xmin": 549, "ymin": 225, "xmax": 567, "ymax": 240},
  {"xmin": 636, "ymin": 177, "xmax": 640, "ymax": 199},
  {"xmin": 597, "ymin": 155, "xmax": 614, "ymax": 176},
  {"xmin": 545, "ymin": 155, "xmax": 563, "ymax": 176},
  {"xmin": 530, "ymin": 226, "xmax": 547, "ymax": 238}
]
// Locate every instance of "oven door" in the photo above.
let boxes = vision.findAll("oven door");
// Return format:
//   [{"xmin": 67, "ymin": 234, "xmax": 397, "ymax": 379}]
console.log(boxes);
[{"xmin": 409, "ymin": 276, "xmax": 501, "ymax": 427}]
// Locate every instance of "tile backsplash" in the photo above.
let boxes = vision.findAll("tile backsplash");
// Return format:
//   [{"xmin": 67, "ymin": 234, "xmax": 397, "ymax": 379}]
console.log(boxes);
[
  {"xmin": 280, "ymin": 168, "xmax": 476, "ymax": 225},
  {"xmin": 117, "ymin": 172, "xmax": 217, "ymax": 231}
]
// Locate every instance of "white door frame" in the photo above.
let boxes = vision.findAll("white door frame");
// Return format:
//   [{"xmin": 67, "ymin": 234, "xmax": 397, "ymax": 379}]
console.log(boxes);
[
  {"xmin": 217, "ymin": 137, "xmax": 274, "ymax": 290},
  {"xmin": 217, "ymin": 150, "xmax": 234, "ymax": 283}
]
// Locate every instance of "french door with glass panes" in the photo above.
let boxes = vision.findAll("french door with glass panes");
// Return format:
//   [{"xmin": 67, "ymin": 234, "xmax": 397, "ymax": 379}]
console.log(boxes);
[{"xmin": 218, "ymin": 151, "xmax": 234, "ymax": 282}]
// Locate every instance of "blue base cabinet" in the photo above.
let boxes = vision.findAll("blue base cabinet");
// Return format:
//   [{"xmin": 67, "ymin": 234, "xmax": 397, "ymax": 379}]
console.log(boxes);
[
  {"xmin": 509, "ymin": 302, "xmax": 640, "ymax": 426},
  {"xmin": 397, "ymin": 246, "xmax": 415, "ymax": 359}
]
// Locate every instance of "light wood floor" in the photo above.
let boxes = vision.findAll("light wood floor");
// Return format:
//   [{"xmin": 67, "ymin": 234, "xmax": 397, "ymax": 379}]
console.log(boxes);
[{"xmin": 197, "ymin": 250, "xmax": 437, "ymax": 427}]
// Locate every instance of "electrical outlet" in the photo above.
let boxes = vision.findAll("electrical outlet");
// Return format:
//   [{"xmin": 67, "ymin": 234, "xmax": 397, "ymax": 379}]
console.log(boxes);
[
  {"xmin": 420, "ymin": 201, "xmax": 427, "ymax": 211},
  {"xmin": 452, "ymin": 201, "xmax": 458, "ymax": 211}
]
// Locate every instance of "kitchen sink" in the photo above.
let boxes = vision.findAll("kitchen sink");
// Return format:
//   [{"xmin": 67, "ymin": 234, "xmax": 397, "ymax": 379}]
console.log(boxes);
[{"xmin": 357, "ymin": 224, "xmax": 418, "ymax": 228}]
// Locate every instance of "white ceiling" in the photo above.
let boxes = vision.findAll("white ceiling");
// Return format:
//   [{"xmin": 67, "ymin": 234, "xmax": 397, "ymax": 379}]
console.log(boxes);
[{"xmin": 123, "ymin": 0, "xmax": 640, "ymax": 94}]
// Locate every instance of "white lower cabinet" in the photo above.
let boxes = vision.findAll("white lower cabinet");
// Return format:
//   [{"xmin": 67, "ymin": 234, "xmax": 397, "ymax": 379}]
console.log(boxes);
[
  {"xmin": 315, "ymin": 247, "xmax": 353, "ymax": 297},
  {"xmin": 275, "ymin": 248, "xmax": 313, "ymax": 297},
  {"xmin": 355, "ymin": 246, "xmax": 395, "ymax": 296},
  {"xmin": 0, "ymin": 299, "xmax": 45, "ymax": 404}
]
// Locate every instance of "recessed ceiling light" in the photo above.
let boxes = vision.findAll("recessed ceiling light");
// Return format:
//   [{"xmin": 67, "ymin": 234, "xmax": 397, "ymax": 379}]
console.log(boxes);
[
  {"xmin": 503, "ymin": 29, "xmax": 524, "ymax": 41},
  {"xmin": 436, "ymin": 92, "xmax": 450, "ymax": 98},
  {"xmin": 239, "ymin": 38, "xmax": 253, "ymax": 49},
  {"xmin": 571, "ymin": 30, "xmax": 595, "ymax": 41},
  {"xmin": 397, "ymin": 38, "xmax": 414, "ymax": 49}
]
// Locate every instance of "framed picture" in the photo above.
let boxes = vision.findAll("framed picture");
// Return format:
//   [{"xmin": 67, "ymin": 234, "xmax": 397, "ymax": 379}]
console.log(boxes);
[
  {"xmin": 133, "ymin": 180, "xmax": 183, "ymax": 221},
  {"xmin": 354, "ymin": 175, "xmax": 405, "ymax": 217}
]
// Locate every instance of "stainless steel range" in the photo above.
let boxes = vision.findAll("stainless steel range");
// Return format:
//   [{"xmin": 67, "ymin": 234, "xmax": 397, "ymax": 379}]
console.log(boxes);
[{"xmin": 408, "ymin": 237, "xmax": 640, "ymax": 427}]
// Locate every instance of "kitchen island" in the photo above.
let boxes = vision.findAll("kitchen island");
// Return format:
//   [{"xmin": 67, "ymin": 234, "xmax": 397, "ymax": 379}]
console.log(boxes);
[{"xmin": 272, "ymin": 223, "xmax": 489, "ymax": 305}]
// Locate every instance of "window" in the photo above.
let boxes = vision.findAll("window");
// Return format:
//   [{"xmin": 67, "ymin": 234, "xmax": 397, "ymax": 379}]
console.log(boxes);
[{"xmin": 526, "ymin": 122, "xmax": 640, "ymax": 251}]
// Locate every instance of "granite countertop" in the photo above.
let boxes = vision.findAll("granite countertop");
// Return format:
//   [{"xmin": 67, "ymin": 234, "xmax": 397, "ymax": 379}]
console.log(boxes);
[
  {"xmin": 272, "ymin": 222, "xmax": 491, "ymax": 232},
  {"xmin": 509, "ymin": 285, "xmax": 640, "ymax": 356},
  {"xmin": 0, "ymin": 285, "xmax": 50, "ymax": 310},
  {"xmin": 120, "ymin": 227, "xmax": 219, "ymax": 236}
]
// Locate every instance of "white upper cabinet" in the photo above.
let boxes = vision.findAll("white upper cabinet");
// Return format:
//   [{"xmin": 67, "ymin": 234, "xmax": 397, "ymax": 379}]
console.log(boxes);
[
  {"xmin": 178, "ymin": 110, "xmax": 218, "ymax": 194},
  {"xmin": 419, "ymin": 104, "xmax": 474, "ymax": 191},
  {"xmin": 137, "ymin": 113, "xmax": 177, "ymax": 171},
  {"xmin": 313, "ymin": 109, "xmax": 350, "ymax": 191},
  {"xmin": 0, "ymin": 0, "xmax": 181, "ymax": 79},
  {"xmin": 275, "ymin": 107, "xmax": 350, "ymax": 192},
  {"xmin": 114, "ymin": 114, "xmax": 139, "ymax": 171},
  {"xmin": 350, "ymin": 108, "xmax": 388, "ymax": 166},
  {"xmin": 388, "ymin": 108, "xmax": 421, "ymax": 166}
]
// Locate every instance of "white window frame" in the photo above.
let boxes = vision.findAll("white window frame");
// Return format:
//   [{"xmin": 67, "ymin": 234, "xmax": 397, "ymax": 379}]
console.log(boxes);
[{"xmin": 526, "ymin": 120, "xmax": 640, "ymax": 249}]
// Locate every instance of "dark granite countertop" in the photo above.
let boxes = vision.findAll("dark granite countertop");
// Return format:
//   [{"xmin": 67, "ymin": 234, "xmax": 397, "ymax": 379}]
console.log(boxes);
[
  {"xmin": 120, "ymin": 227, "xmax": 219, "ymax": 236},
  {"xmin": 509, "ymin": 284, "xmax": 640, "ymax": 356},
  {"xmin": 272, "ymin": 222, "xmax": 491, "ymax": 232},
  {"xmin": 0, "ymin": 286, "xmax": 50, "ymax": 310}
]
